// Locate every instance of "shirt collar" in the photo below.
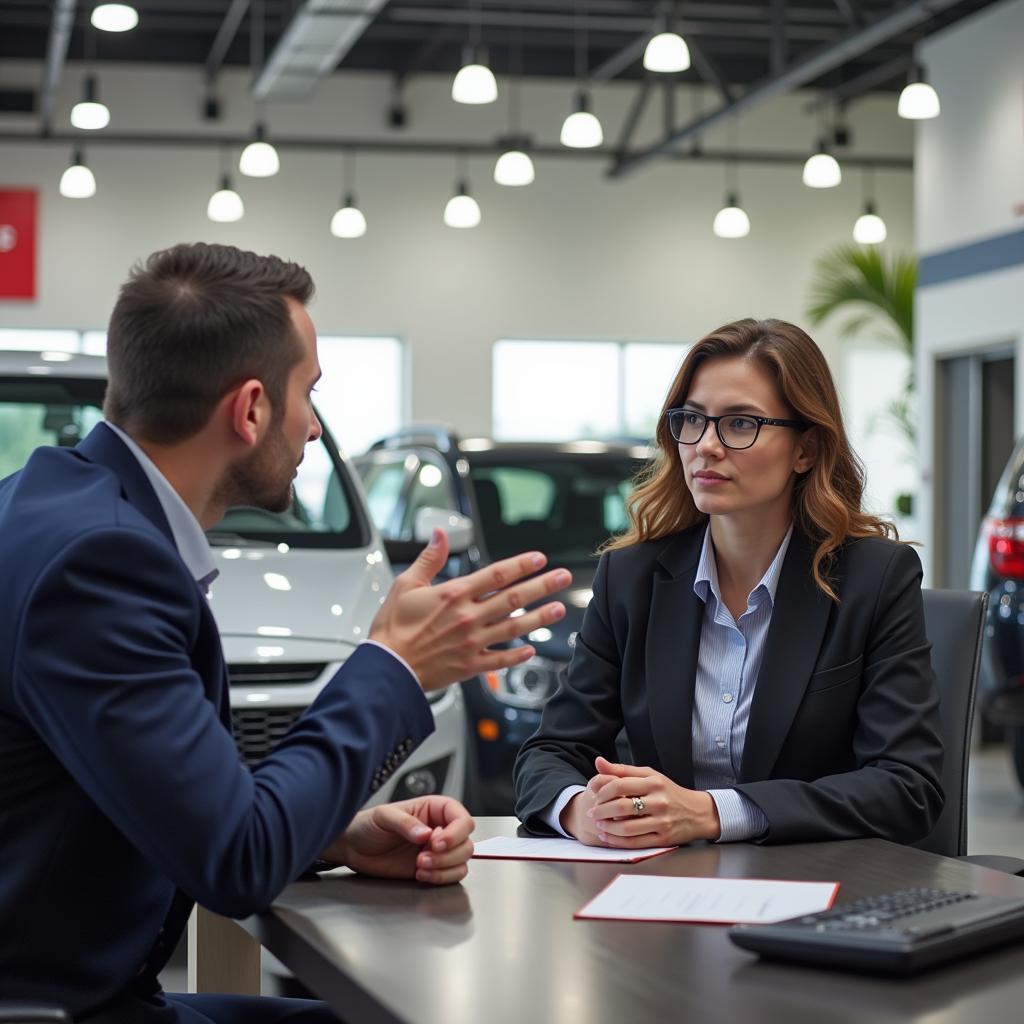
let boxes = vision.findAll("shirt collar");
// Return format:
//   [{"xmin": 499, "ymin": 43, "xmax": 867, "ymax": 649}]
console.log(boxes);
[
  {"xmin": 693, "ymin": 522, "xmax": 794, "ymax": 610},
  {"xmin": 103, "ymin": 421, "xmax": 219, "ymax": 589}
]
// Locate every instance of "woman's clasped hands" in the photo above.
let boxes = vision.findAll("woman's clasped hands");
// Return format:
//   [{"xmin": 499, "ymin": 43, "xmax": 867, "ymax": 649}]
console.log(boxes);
[{"xmin": 564, "ymin": 756, "xmax": 722, "ymax": 848}]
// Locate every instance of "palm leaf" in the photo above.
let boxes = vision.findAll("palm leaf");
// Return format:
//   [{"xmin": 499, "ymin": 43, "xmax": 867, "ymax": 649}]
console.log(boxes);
[{"xmin": 807, "ymin": 245, "xmax": 916, "ymax": 354}]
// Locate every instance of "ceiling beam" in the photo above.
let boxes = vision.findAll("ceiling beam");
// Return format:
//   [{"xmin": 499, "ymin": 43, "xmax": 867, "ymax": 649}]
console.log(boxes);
[
  {"xmin": 38, "ymin": 0, "xmax": 76, "ymax": 132},
  {"xmin": 0, "ymin": 128, "xmax": 913, "ymax": 170},
  {"xmin": 608, "ymin": 0, "xmax": 963, "ymax": 179},
  {"xmin": 205, "ymin": 0, "xmax": 251, "ymax": 83}
]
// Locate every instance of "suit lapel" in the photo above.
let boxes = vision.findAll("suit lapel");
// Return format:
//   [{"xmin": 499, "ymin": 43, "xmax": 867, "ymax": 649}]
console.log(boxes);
[
  {"xmin": 739, "ymin": 530, "xmax": 833, "ymax": 781},
  {"xmin": 645, "ymin": 529, "xmax": 705, "ymax": 788}
]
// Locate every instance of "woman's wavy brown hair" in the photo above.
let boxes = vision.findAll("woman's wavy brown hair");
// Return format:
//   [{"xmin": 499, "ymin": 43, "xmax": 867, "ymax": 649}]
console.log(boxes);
[{"xmin": 606, "ymin": 317, "xmax": 897, "ymax": 599}]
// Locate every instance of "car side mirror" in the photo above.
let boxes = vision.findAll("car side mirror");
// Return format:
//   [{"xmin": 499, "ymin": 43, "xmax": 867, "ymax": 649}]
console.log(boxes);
[{"xmin": 413, "ymin": 507, "xmax": 474, "ymax": 554}]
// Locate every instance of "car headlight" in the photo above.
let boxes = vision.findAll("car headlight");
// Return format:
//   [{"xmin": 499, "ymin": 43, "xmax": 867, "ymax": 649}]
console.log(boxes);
[{"xmin": 484, "ymin": 656, "xmax": 561, "ymax": 708}]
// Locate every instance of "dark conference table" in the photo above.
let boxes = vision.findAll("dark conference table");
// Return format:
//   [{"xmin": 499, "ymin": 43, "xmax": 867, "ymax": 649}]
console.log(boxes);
[{"xmin": 235, "ymin": 817, "xmax": 1024, "ymax": 1024}]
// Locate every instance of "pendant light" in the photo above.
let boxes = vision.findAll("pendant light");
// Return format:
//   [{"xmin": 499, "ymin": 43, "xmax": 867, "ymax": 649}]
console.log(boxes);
[
  {"xmin": 898, "ymin": 65, "xmax": 940, "ymax": 120},
  {"xmin": 59, "ymin": 149, "xmax": 97, "ymax": 199},
  {"xmin": 494, "ymin": 35, "xmax": 534, "ymax": 186},
  {"xmin": 452, "ymin": 48, "xmax": 498, "ymax": 105},
  {"xmin": 712, "ymin": 155, "xmax": 749, "ymax": 238},
  {"xmin": 239, "ymin": 10, "xmax": 279, "ymax": 177},
  {"xmin": 713, "ymin": 194, "xmax": 750, "ymax": 239},
  {"xmin": 444, "ymin": 155, "xmax": 481, "ymax": 228},
  {"xmin": 561, "ymin": 0, "xmax": 603, "ymax": 149},
  {"xmin": 90, "ymin": 4, "xmax": 139, "ymax": 32},
  {"xmin": 70, "ymin": 75, "xmax": 110, "ymax": 130},
  {"xmin": 802, "ymin": 139, "xmax": 842, "ymax": 188},
  {"xmin": 853, "ymin": 166, "xmax": 887, "ymax": 244},
  {"xmin": 643, "ymin": 5, "xmax": 690, "ymax": 73},
  {"xmin": 207, "ymin": 175, "xmax": 244, "ymax": 223},
  {"xmin": 452, "ymin": 2, "xmax": 497, "ymax": 104},
  {"xmin": 239, "ymin": 122, "xmax": 280, "ymax": 177},
  {"xmin": 330, "ymin": 151, "xmax": 367, "ymax": 238}
]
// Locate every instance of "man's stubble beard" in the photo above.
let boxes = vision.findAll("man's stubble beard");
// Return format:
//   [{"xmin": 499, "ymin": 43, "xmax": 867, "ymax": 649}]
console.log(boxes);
[{"xmin": 213, "ymin": 417, "xmax": 296, "ymax": 514}]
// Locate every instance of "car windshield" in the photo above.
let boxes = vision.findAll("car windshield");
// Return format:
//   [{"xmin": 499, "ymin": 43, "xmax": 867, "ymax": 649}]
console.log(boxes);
[
  {"xmin": 469, "ymin": 453, "xmax": 642, "ymax": 565},
  {"xmin": 0, "ymin": 375, "xmax": 364, "ymax": 549}
]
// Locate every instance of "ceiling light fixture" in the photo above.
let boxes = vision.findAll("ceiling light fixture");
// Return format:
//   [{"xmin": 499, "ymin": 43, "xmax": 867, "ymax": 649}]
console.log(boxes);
[
  {"xmin": 239, "ymin": 123, "xmax": 280, "ymax": 177},
  {"xmin": 494, "ymin": 142, "xmax": 535, "ymax": 186},
  {"xmin": 561, "ymin": 0, "xmax": 602, "ymax": 149},
  {"xmin": 330, "ymin": 151, "xmax": 367, "ymax": 237},
  {"xmin": 70, "ymin": 75, "xmax": 110, "ymax": 130},
  {"xmin": 713, "ymin": 194, "xmax": 751, "ymax": 238},
  {"xmin": 90, "ymin": 4, "xmax": 138, "ymax": 32},
  {"xmin": 643, "ymin": 5, "xmax": 690, "ymax": 73},
  {"xmin": 853, "ymin": 167, "xmax": 887, "ymax": 244},
  {"xmin": 207, "ymin": 173, "xmax": 244, "ymax": 222},
  {"xmin": 452, "ymin": 47, "xmax": 498, "ymax": 105},
  {"xmin": 452, "ymin": 2, "xmax": 497, "ymax": 104},
  {"xmin": 494, "ymin": 37, "xmax": 534, "ymax": 186},
  {"xmin": 898, "ymin": 65, "xmax": 940, "ymax": 120},
  {"xmin": 444, "ymin": 157, "xmax": 481, "ymax": 228},
  {"xmin": 59, "ymin": 149, "xmax": 97, "ymax": 199},
  {"xmin": 802, "ymin": 139, "xmax": 842, "ymax": 188}
]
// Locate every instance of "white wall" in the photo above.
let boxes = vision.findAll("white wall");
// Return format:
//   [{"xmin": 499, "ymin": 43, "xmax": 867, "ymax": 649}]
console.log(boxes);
[
  {"xmin": 0, "ymin": 59, "xmax": 913, "ymax": 440},
  {"xmin": 915, "ymin": 0, "xmax": 1024, "ymax": 580}
]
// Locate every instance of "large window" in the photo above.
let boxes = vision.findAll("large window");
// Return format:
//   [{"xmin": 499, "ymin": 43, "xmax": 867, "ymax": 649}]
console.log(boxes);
[
  {"xmin": 840, "ymin": 344, "xmax": 916, "ymax": 526},
  {"xmin": 0, "ymin": 328, "xmax": 404, "ymax": 457},
  {"xmin": 492, "ymin": 339, "xmax": 688, "ymax": 442},
  {"xmin": 314, "ymin": 336, "xmax": 404, "ymax": 456}
]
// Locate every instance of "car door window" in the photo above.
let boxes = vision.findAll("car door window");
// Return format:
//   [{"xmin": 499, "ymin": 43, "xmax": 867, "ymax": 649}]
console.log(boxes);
[
  {"xmin": 359, "ymin": 456, "xmax": 410, "ymax": 537},
  {"xmin": 399, "ymin": 452, "xmax": 457, "ymax": 540}
]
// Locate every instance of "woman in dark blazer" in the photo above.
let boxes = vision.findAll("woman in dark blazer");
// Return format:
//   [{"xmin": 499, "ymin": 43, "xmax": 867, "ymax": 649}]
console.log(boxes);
[{"xmin": 514, "ymin": 318, "xmax": 943, "ymax": 848}]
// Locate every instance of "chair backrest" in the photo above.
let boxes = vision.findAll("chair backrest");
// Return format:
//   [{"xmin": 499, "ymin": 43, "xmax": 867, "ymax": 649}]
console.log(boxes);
[{"xmin": 912, "ymin": 588, "xmax": 988, "ymax": 857}]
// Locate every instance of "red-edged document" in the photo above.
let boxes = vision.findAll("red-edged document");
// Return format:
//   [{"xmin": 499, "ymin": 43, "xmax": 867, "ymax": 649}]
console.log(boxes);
[{"xmin": 575, "ymin": 874, "xmax": 840, "ymax": 925}]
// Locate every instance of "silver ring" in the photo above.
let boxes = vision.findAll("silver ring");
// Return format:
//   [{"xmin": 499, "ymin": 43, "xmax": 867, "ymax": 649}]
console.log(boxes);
[{"xmin": 631, "ymin": 796, "xmax": 646, "ymax": 817}]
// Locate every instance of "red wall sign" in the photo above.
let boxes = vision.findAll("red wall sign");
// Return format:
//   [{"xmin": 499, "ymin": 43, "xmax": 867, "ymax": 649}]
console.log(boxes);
[{"xmin": 0, "ymin": 189, "xmax": 38, "ymax": 300}]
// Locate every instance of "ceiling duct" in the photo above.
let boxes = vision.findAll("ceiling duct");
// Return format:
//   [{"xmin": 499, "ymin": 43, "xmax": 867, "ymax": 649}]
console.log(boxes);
[{"xmin": 252, "ymin": 0, "xmax": 390, "ymax": 101}]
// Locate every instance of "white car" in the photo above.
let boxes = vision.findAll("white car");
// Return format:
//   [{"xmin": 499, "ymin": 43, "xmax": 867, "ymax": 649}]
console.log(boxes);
[{"xmin": 0, "ymin": 349, "xmax": 465, "ymax": 806}]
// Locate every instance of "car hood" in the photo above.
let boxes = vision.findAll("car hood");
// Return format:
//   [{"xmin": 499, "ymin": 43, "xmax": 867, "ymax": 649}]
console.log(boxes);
[{"xmin": 207, "ymin": 545, "xmax": 393, "ymax": 645}]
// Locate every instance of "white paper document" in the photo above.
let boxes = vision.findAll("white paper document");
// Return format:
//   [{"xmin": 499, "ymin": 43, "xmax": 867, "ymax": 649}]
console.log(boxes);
[
  {"xmin": 575, "ymin": 874, "xmax": 839, "ymax": 924},
  {"xmin": 472, "ymin": 836, "xmax": 676, "ymax": 864}
]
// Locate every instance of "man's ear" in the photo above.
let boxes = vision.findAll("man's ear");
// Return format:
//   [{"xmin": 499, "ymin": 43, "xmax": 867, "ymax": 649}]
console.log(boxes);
[
  {"xmin": 794, "ymin": 427, "xmax": 818, "ymax": 475},
  {"xmin": 225, "ymin": 379, "xmax": 268, "ymax": 449}
]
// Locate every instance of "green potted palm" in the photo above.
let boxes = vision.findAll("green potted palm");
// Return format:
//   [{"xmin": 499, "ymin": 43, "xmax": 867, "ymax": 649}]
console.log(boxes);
[{"xmin": 807, "ymin": 244, "xmax": 917, "ymax": 516}]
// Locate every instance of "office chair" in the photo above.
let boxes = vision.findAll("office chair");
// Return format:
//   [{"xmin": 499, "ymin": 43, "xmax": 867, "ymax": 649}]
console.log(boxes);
[{"xmin": 914, "ymin": 588, "xmax": 1024, "ymax": 874}]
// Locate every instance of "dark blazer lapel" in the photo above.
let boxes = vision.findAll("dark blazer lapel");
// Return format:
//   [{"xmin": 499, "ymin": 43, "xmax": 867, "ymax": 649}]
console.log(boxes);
[
  {"xmin": 77, "ymin": 422, "xmax": 175, "ymax": 548},
  {"xmin": 740, "ymin": 529, "xmax": 833, "ymax": 781},
  {"xmin": 646, "ymin": 529, "xmax": 705, "ymax": 788}
]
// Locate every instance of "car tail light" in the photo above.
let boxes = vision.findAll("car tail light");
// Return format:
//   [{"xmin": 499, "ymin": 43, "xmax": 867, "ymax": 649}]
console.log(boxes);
[{"xmin": 985, "ymin": 517, "xmax": 1024, "ymax": 578}]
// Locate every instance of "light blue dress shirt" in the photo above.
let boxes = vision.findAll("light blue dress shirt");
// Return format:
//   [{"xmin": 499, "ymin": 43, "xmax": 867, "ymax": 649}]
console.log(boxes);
[{"xmin": 544, "ymin": 523, "xmax": 793, "ymax": 843}]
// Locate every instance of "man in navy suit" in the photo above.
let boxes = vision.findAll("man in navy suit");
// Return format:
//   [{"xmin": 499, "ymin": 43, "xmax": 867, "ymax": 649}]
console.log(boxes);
[{"xmin": 0, "ymin": 243, "xmax": 570, "ymax": 1023}]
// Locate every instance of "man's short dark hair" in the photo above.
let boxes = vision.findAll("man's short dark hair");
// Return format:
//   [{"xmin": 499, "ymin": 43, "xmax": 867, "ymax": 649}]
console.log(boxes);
[{"xmin": 103, "ymin": 242, "xmax": 314, "ymax": 444}]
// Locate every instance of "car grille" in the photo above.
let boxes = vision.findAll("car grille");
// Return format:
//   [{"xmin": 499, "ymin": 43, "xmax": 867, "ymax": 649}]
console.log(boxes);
[
  {"xmin": 227, "ymin": 662, "xmax": 328, "ymax": 686},
  {"xmin": 231, "ymin": 706, "xmax": 305, "ymax": 766},
  {"xmin": 228, "ymin": 662, "xmax": 329, "ymax": 765}
]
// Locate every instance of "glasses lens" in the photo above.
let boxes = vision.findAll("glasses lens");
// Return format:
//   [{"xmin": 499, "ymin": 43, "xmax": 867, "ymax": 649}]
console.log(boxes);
[
  {"xmin": 671, "ymin": 410, "xmax": 706, "ymax": 443},
  {"xmin": 719, "ymin": 415, "xmax": 759, "ymax": 449}
]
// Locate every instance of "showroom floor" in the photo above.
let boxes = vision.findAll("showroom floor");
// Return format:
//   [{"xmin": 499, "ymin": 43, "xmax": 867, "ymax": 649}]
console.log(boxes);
[{"xmin": 158, "ymin": 745, "xmax": 1024, "ymax": 996}]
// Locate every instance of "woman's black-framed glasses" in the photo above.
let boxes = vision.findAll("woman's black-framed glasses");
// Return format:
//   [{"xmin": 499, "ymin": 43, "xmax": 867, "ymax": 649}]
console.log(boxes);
[{"xmin": 666, "ymin": 408, "xmax": 808, "ymax": 450}]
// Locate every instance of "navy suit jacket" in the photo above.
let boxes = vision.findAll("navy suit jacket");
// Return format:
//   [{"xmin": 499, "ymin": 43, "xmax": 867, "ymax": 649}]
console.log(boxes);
[
  {"xmin": 514, "ymin": 524, "xmax": 944, "ymax": 843},
  {"xmin": 0, "ymin": 424, "xmax": 434, "ymax": 1020}
]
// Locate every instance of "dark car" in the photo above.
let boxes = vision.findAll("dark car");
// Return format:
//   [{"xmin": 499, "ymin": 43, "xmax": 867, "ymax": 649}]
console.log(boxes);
[
  {"xmin": 354, "ymin": 427, "xmax": 648, "ymax": 814},
  {"xmin": 970, "ymin": 435, "xmax": 1024, "ymax": 789}
]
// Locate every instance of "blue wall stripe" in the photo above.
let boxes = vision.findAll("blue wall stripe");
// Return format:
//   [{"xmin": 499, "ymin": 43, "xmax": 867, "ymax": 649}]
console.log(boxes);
[{"xmin": 919, "ymin": 226, "xmax": 1024, "ymax": 288}]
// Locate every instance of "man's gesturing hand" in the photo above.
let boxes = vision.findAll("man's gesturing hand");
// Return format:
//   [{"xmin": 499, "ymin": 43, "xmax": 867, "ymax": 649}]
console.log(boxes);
[{"xmin": 370, "ymin": 528, "xmax": 571, "ymax": 690}]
